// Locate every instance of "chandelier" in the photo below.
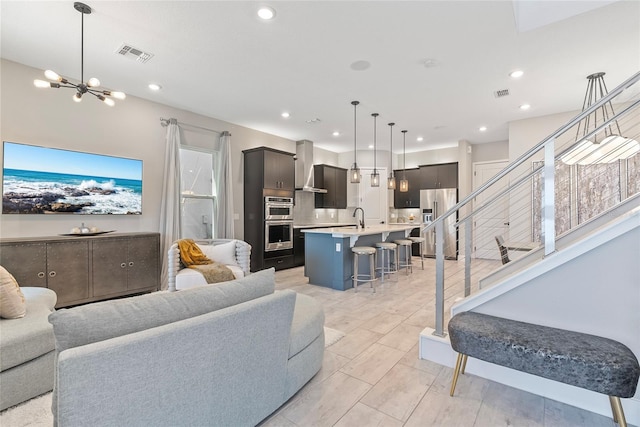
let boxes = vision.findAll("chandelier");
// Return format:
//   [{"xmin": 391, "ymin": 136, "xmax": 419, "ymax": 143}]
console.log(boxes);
[
  {"xmin": 33, "ymin": 2, "xmax": 126, "ymax": 106},
  {"xmin": 561, "ymin": 72, "xmax": 638, "ymax": 165}
]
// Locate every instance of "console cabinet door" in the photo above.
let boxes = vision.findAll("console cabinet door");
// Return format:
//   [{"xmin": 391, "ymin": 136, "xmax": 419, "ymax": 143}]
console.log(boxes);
[
  {"xmin": 46, "ymin": 241, "xmax": 89, "ymax": 305},
  {"xmin": 0, "ymin": 242, "xmax": 47, "ymax": 288},
  {"xmin": 126, "ymin": 235, "xmax": 160, "ymax": 291},
  {"xmin": 92, "ymin": 239, "xmax": 129, "ymax": 297}
]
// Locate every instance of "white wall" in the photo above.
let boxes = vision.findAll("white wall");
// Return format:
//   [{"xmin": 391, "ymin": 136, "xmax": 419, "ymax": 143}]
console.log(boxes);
[{"xmin": 0, "ymin": 59, "xmax": 296, "ymax": 240}]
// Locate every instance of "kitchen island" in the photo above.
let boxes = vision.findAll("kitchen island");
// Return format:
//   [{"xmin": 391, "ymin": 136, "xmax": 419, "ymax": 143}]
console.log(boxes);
[{"xmin": 302, "ymin": 224, "xmax": 420, "ymax": 290}]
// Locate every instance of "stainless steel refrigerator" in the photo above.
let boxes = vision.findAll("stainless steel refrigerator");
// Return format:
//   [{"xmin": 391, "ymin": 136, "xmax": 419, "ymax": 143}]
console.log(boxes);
[{"xmin": 420, "ymin": 189, "xmax": 458, "ymax": 259}]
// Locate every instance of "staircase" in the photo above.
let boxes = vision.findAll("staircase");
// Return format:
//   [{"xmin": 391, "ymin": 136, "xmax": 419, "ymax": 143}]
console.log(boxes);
[{"xmin": 418, "ymin": 71, "xmax": 640, "ymax": 424}]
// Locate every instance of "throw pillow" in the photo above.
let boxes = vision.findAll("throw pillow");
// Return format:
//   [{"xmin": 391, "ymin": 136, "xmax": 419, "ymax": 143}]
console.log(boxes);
[
  {"xmin": 200, "ymin": 241, "xmax": 239, "ymax": 267},
  {"xmin": 0, "ymin": 266, "xmax": 26, "ymax": 319}
]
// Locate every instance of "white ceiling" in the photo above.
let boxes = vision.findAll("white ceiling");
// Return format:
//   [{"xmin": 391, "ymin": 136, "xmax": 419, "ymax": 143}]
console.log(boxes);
[{"xmin": 2, "ymin": 1, "xmax": 639, "ymax": 154}]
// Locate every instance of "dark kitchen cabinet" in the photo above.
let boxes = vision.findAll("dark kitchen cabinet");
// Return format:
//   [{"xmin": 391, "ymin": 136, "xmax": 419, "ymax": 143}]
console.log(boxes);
[
  {"xmin": 420, "ymin": 163, "xmax": 458, "ymax": 189},
  {"xmin": 393, "ymin": 168, "xmax": 421, "ymax": 208},
  {"xmin": 293, "ymin": 228, "xmax": 305, "ymax": 266},
  {"xmin": 314, "ymin": 164, "xmax": 347, "ymax": 208},
  {"xmin": 243, "ymin": 147, "xmax": 296, "ymax": 272}
]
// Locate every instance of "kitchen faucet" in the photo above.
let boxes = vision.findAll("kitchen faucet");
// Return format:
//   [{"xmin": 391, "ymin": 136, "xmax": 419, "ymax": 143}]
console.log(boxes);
[{"xmin": 353, "ymin": 207, "xmax": 365, "ymax": 229}]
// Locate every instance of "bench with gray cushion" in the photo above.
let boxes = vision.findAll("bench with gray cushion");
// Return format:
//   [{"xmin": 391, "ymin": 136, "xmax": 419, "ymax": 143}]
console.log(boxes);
[{"xmin": 448, "ymin": 311, "xmax": 640, "ymax": 427}]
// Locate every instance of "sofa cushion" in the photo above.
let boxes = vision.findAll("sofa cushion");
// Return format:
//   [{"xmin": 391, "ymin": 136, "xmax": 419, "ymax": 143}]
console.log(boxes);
[
  {"xmin": 200, "ymin": 241, "xmax": 239, "ymax": 267},
  {"xmin": 0, "ymin": 287, "xmax": 57, "ymax": 371},
  {"xmin": 0, "ymin": 266, "xmax": 26, "ymax": 319},
  {"xmin": 288, "ymin": 293, "xmax": 325, "ymax": 359},
  {"xmin": 49, "ymin": 267, "xmax": 276, "ymax": 353}
]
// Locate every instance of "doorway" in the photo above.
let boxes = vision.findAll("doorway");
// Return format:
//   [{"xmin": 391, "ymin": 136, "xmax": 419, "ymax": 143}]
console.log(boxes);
[{"xmin": 472, "ymin": 160, "xmax": 509, "ymax": 260}]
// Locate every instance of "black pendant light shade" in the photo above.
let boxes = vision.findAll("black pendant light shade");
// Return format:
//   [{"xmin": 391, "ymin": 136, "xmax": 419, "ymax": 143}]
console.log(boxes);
[
  {"xmin": 387, "ymin": 122, "xmax": 396, "ymax": 190},
  {"xmin": 350, "ymin": 101, "xmax": 361, "ymax": 183},
  {"xmin": 399, "ymin": 130, "xmax": 409, "ymax": 192},
  {"xmin": 371, "ymin": 113, "xmax": 380, "ymax": 187}
]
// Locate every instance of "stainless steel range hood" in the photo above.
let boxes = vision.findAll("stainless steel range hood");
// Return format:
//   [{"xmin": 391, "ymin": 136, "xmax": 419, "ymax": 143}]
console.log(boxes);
[{"xmin": 295, "ymin": 140, "xmax": 327, "ymax": 193}]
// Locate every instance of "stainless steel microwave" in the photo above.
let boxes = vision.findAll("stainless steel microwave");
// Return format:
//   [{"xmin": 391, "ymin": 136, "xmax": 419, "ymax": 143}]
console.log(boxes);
[{"xmin": 264, "ymin": 196, "xmax": 294, "ymax": 220}]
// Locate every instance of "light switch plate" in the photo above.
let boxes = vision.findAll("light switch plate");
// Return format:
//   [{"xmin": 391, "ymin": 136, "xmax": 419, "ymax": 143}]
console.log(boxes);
[{"xmin": 336, "ymin": 243, "xmax": 341, "ymax": 252}]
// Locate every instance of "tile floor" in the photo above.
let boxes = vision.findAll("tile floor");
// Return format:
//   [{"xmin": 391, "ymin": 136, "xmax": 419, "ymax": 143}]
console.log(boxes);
[{"xmin": 259, "ymin": 261, "xmax": 625, "ymax": 427}]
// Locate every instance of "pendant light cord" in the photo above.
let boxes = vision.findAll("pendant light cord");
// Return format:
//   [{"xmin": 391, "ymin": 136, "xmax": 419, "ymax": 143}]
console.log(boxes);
[
  {"xmin": 372, "ymin": 113, "xmax": 378, "ymax": 170},
  {"xmin": 80, "ymin": 9, "xmax": 84, "ymax": 84},
  {"xmin": 352, "ymin": 101, "xmax": 359, "ymax": 164},
  {"xmin": 402, "ymin": 130, "xmax": 407, "ymax": 180},
  {"xmin": 389, "ymin": 123, "xmax": 394, "ymax": 177}
]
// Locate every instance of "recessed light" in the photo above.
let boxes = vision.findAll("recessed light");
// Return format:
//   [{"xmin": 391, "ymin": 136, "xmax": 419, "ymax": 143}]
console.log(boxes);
[
  {"xmin": 332, "ymin": 131, "xmax": 340, "ymax": 137},
  {"xmin": 479, "ymin": 126, "xmax": 487, "ymax": 132},
  {"xmin": 368, "ymin": 144, "xmax": 374, "ymax": 149},
  {"xmin": 416, "ymin": 136, "xmax": 424, "ymax": 142},
  {"xmin": 257, "ymin": 6, "xmax": 275, "ymax": 20},
  {"xmin": 510, "ymin": 70, "xmax": 524, "ymax": 78},
  {"xmin": 519, "ymin": 104, "xmax": 531, "ymax": 110},
  {"xmin": 148, "ymin": 83, "xmax": 162, "ymax": 91},
  {"xmin": 281, "ymin": 112, "xmax": 290, "ymax": 118}
]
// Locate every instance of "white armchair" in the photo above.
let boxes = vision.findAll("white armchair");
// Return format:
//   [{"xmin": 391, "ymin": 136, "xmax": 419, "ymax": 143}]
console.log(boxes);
[{"xmin": 167, "ymin": 239, "xmax": 251, "ymax": 292}]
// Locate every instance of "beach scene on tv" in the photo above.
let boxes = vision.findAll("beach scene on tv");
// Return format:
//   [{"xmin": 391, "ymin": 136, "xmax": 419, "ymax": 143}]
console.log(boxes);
[{"xmin": 2, "ymin": 142, "xmax": 142, "ymax": 214}]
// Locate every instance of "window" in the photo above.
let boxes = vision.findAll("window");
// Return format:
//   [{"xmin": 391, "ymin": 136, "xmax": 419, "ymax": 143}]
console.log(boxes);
[{"xmin": 180, "ymin": 146, "xmax": 217, "ymax": 239}]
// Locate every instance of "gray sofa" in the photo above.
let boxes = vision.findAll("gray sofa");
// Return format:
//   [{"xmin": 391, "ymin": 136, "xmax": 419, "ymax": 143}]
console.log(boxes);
[
  {"xmin": 48, "ymin": 268, "xmax": 324, "ymax": 426},
  {"xmin": 0, "ymin": 287, "xmax": 57, "ymax": 411}
]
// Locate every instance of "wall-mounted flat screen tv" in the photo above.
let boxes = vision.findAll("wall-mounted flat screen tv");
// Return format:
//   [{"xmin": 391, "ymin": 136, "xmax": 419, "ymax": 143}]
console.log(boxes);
[{"xmin": 2, "ymin": 141, "xmax": 142, "ymax": 214}]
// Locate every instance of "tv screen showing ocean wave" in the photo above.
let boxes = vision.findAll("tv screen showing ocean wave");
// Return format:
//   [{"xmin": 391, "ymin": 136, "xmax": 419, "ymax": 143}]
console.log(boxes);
[{"xmin": 2, "ymin": 141, "xmax": 143, "ymax": 215}]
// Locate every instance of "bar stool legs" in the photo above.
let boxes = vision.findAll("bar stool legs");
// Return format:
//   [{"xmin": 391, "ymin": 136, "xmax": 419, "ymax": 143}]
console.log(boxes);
[
  {"xmin": 352, "ymin": 246, "xmax": 377, "ymax": 293},
  {"xmin": 394, "ymin": 239, "xmax": 413, "ymax": 275},
  {"xmin": 408, "ymin": 236, "xmax": 426, "ymax": 270},
  {"xmin": 375, "ymin": 242, "xmax": 398, "ymax": 283}
]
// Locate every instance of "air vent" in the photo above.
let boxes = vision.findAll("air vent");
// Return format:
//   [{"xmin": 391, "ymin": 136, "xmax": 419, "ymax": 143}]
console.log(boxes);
[
  {"xmin": 305, "ymin": 118, "xmax": 322, "ymax": 124},
  {"xmin": 116, "ymin": 44, "xmax": 154, "ymax": 64},
  {"xmin": 494, "ymin": 89, "xmax": 510, "ymax": 98}
]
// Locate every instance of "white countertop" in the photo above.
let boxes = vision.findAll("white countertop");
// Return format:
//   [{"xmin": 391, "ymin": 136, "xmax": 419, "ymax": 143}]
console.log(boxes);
[{"xmin": 302, "ymin": 223, "xmax": 420, "ymax": 237}]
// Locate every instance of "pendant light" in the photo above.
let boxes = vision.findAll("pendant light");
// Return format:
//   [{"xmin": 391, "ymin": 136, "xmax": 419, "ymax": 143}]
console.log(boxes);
[
  {"xmin": 387, "ymin": 123, "xmax": 396, "ymax": 189},
  {"xmin": 349, "ymin": 101, "xmax": 361, "ymax": 183},
  {"xmin": 33, "ymin": 2, "xmax": 126, "ymax": 106},
  {"xmin": 561, "ymin": 72, "xmax": 639, "ymax": 165},
  {"xmin": 399, "ymin": 130, "xmax": 409, "ymax": 192},
  {"xmin": 370, "ymin": 113, "xmax": 380, "ymax": 187}
]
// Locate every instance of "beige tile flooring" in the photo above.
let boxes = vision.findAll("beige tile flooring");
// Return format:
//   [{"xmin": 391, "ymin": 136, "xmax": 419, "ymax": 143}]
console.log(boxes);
[{"xmin": 260, "ymin": 260, "xmax": 622, "ymax": 427}]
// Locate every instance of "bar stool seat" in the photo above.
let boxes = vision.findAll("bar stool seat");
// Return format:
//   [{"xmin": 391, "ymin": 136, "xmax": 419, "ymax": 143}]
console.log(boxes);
[
  {"xmin": 408, "ymin": 236, "xmax": 426, "ymax": 269},
  {"xmin": 394, "ymin": 239, "xmax": 413, "ymax": 275},
  {"xmin": 375, "ymin": 242, "xmax": 398, "ymax": 282},
  {"xmin": 352, "ymin": 246, "xmax": 377, "ymax": 293}
]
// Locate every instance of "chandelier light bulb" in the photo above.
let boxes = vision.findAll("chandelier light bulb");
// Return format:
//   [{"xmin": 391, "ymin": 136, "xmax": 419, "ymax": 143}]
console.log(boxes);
[
  {"xmin": 87, "ymin": 77, "xmax": 100, "ymax": 87},
  {"xmin": 73, "ymin": 92, "xmax": 82, "ymax": 102},
  {"xmin": 34, "ymin": 79, "xmax": 51, "ymax": 88},
  {"xmin": 110, "ymin": 91, "xmax": 126, "ymax": 100},
  {"xmin": 44, "ymin": 70, "xmax": 62, "ymax": 81}
]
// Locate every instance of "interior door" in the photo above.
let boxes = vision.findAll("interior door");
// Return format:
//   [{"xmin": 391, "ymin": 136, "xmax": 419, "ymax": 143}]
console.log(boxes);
[{"xmin": 473, "ymin": 160, "xmax": 510, "ymax": 260}]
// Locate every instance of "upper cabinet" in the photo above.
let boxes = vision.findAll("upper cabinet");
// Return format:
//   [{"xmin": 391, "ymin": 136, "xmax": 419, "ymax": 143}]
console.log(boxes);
[
  {"xmin": 420, "ymin": 162, "xmax": 458, "ymax": 189},
  {"xmin": 314, "ymin": 164, "xmax": 347, "ymax": 208},
  {"xmin": 393, "ymin": 168, "xmax": 421, "ymax": 208},
  {"xmin": 243, "ymin": 147, "xmax": 296, "ymax": 193}
]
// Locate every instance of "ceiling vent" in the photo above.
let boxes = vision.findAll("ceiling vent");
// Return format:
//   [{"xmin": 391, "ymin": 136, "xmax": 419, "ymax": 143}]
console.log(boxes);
[
  {"xmin": 494, "ymin": 89, "xmax": 510, "ymax": 98},
  {"xmin": 116, "ymin": 44, "xmax": 154, "ymax": 64}
]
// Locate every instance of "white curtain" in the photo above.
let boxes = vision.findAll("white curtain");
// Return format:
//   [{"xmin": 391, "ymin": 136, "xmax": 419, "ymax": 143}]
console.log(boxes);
[
  {"xmin": 159, "ymin": 119, "xmax": 182, "ymax": 290},
  {"xmin": 215, "ymin": 131, "xmax": 234, "ymax": 238}
]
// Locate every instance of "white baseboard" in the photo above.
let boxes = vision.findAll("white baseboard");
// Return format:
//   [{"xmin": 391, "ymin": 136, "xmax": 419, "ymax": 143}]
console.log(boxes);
[{"xmin": 419, "ymin": 328, "xmax": 639, "ymax": 426}]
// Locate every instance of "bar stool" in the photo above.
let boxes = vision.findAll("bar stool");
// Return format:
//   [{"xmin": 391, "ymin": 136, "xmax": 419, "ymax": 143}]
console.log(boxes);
[
  {"xmin": 408, "ymin": 236, "xmax": 426, "ymax": 269},
  {"xmin": 375, "ymin": 242, "xmax": 398, "ymax": 282},
  {"xmin": 394, "ymin": 239, "xmax": 413, "ymax": 275},
  {"xmin": 351, "ymin": 246, "xmax": 377, "ymax": 293}
]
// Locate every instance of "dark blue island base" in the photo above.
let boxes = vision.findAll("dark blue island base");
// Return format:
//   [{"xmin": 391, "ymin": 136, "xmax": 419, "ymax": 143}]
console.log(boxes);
[{"xmin": 303, "ymin": 226, "xmax": 416, "ymax": 291}]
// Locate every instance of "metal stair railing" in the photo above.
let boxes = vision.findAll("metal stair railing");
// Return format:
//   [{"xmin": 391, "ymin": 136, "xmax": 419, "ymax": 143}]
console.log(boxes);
[{"xmin": 423, "ymin": 71, "xmax": 640, "ymax": 337}]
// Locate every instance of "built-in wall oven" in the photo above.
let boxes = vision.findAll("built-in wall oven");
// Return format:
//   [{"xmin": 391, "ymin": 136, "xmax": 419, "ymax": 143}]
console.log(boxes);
[
  {"xmin": 265, "ymin": 220, "xmax": 293, "ymax": 251},
  {"xmin": 265, "ymin": 196, "xmax": 294, "ymax": 220},
  {"xmin": 264, "ymin": 196, "xmax": 294, "ymax": 252}
]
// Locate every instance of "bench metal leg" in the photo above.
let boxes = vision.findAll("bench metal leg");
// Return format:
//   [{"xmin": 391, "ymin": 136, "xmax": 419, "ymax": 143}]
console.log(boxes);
[
  {"xmin": 610, "ymin": 396, "xmax": 626, "ymax": 427},
  {"xmin": 450, "ymin": 353, "xmax": 468, "ymax": 397},
  {"xmin": 461, "ymin": 353, "xmax": 468, "ymax": 374}
]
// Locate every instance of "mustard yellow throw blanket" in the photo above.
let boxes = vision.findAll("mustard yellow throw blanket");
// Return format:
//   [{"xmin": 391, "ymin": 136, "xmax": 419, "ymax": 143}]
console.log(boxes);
[{"xmin": 177, "ymin": 239, "xmax": 235, "ymax": 284}]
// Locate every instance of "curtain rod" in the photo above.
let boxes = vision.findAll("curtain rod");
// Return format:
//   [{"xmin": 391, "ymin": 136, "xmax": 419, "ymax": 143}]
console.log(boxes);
[{"xmin": 159, "ymin": 117, "xmax": 222, "ymax": 134}]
